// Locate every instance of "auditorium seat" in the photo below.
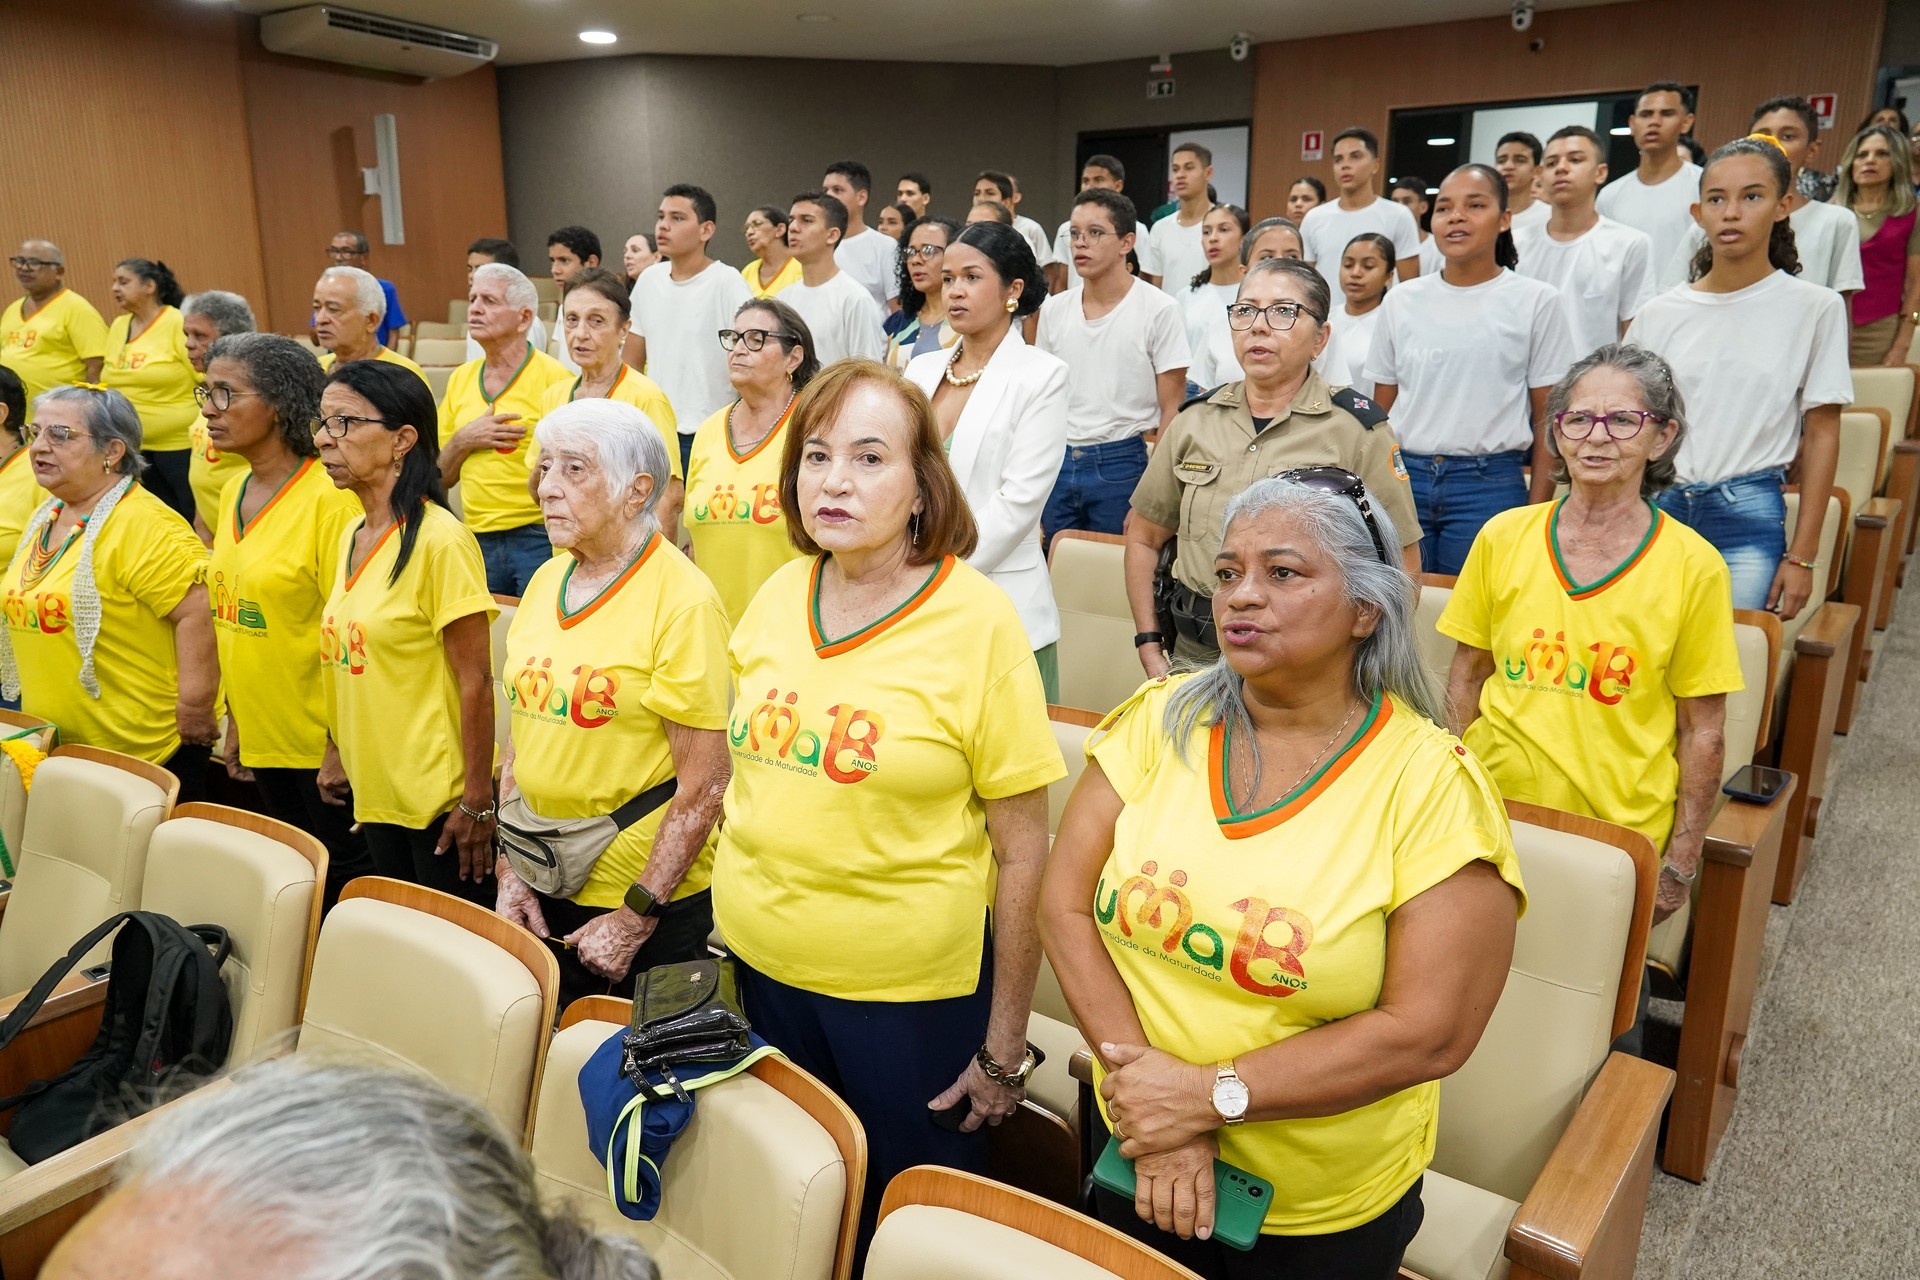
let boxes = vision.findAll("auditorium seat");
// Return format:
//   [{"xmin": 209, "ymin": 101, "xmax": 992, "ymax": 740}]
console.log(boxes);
[
  {"xmin": 1045, "ymin": 705, "xmax": 1100, "ymax": 836},
  {"xmin": 535, "ymin": 995, "xmax": 864, "ymax": 1280},
  {"xmin": 446, "ymin": 299, "xmax": 467, "ymax": 328},
  {"xmin": 867, "ymin": 1165, "xmax": 1203, "ymax": 1280},
  {"xmin": 1049, "ymin": 532, "xmax": 1143, "ymax": 717},
  {"xmin": 533, "ymin": 276, "xmax": 561, "ymax": 306},
  {"xmin": 422, "ymin": 364, "xmax": 453, "ymax": 403},
  {"xmin": 412, "ymin": 320, "xmax": 463, "ymax": 343},
  {"xmin": 1831, "ymin": 409, "xmax": 1901, "ymax": 731},
  {"xmin": 1412, "ymin": 575, "xmax": 1456, "ymax": 701},
  {"xmin": 411, "ymin": 337, "xmax": 470, "ymax": 367},
  {"xmin": 1850, "ymin": 363, "xmax": 1920, "ymax": 580},
  {"xmin": 491, "ymin": 594, "xmax": 519, "ymax": 759},
  {"xmin": 0, "ymin": 712, "xmax": 54, "ymax": 891}
]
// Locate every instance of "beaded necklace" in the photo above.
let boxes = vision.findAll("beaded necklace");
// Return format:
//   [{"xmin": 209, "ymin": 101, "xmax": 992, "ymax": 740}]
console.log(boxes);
[{"xmin": 18, "ymin": 504, "xmax": 86, "ymax": 591}]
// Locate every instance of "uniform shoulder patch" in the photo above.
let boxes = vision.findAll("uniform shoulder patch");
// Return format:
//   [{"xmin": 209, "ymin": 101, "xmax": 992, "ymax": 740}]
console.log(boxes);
[
  {"xmin": 1331, "ymin": 386, "xmax": 1389, "ymax": 429},
  {"xmin": 1178, "ymin": 384, "xmax": 1228, "ymax": 414}
]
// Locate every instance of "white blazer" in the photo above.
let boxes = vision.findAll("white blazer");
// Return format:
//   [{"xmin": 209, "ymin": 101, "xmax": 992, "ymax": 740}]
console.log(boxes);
[{"xmin": 905, "ymin": 334, "xmax": 1070, "ymax": 650}]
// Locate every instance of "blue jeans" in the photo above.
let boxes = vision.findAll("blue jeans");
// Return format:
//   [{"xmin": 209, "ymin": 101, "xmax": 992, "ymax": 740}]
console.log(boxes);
[
  {"xmin": 1655, "ymin": 468, "xmax": 1787, "ymax": 611},
  {"xmin": 1043, "ymin": 436, "xmax": 1148, "ymax": 548},
  {"xmin": 1402, "ymin": 449, "xmax": 1528, "ymax": 576},
  {"xmin": 476, "ymin": 523, "xmax": 553, "ymax": 598}
]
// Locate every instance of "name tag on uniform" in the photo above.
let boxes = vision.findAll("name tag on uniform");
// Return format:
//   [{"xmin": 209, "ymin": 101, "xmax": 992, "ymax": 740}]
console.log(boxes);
[{"xmin": 1174, "ymin": 460, "xmax": 1219, "ymax": 480}]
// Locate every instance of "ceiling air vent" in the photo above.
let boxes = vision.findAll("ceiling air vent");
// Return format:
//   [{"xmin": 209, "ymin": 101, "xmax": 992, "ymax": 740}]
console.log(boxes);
[{"xmin": 260, "ymin": 6, "xmax": 498, "ymax": 80}]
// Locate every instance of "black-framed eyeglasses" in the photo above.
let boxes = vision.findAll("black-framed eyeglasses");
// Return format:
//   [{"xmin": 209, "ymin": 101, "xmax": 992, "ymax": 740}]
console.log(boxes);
[
  {"xmin": 1226, "ymin": 301, "xmax": 1323, "ymax": 332},
  {"xmin": 718, "ymin": 328, "xmax": 794, "ymax": 352},
  {"xmin": 1274, "ymin": 466, "xmax": 1391, "ymax": 565},
  {"xmin": 308, "ymin": 413, "xmax": 388, "ymax": 440},
  {"xmin": 1553, "ymin": 408, "xmax": 1662, "ymax": 441},
  {"xmin": 23, "ymin": 423, "xmax": 92, "ymax": 446},
  {"xmin": 326, "ymin": 247, "xmax": 362, "ymax": 259},
  {"xmin": 193, "ymin": 385, "xmax": 264, "ymax": 412},
  {"xmin": 7, "ymin": 257, "xmax": 57, "ymax": 271},
  {"xmin": 903, "ymin": 244, "xmax": 947, "ymax": 261}
]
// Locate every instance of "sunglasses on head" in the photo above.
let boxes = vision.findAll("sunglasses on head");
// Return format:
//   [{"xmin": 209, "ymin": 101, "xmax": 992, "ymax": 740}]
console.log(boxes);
[{"xmin": 1273, "ymin": 466, "xmax": 1391, "ymax": 565}]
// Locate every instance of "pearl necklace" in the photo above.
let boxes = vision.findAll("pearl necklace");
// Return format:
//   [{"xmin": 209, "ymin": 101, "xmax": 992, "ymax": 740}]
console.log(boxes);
[{"xmin": 942, "ymin": 343, "xmax": 985, "ymax": 388}]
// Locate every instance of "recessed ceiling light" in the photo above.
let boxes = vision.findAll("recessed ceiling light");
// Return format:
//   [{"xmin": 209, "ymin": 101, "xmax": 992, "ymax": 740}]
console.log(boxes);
[
  {"xmin": 798, "ymin": 12, "xmax": 834, "ymax": 22},
  {"xmin": 1426, "ymin": 136, "xmax": 1456, "ymax": 146},
  {"xmin": 579, "ymin": 29, "xmax": 617, "ymax": 44},
  {"xmin": 1609, "ymin": 126, "xmax": 1633, "ymax": 136}
]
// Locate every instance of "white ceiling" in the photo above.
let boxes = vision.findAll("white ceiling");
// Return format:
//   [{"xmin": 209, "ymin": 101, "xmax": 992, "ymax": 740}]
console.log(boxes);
[{"xmin": 236, "ymin": 0, "xmax": 1621, "ymax": 68}]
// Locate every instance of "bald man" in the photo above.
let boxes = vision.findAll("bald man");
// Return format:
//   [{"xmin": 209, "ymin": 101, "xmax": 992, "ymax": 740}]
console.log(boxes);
[{"xmin": 1, "ymin": 240, "xmax": 109, "ymax": 401}]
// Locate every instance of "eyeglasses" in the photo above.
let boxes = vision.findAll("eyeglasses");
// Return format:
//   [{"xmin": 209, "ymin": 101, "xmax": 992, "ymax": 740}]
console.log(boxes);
[
  {"xmin": 1273, "ymin": 466, "xmax": 1391, "ymax": 565},
  {"xmin": 1553, "ymin": 408, "xmax": 1662, "ymax": 441},
  {"xmin": 1067, "ymin": 228, "xmax": 1114, "ymax": 246},
  {"xmin": 1226, "ymin": 301, "xmax": 1323, "ymax": 332},
  {"xmin": 326, "ymin": 247, "xmax": 362, "ymax": 259},
  {"xmin": 193, "ymin": 385, "xmax": 264, "ymax": 412},
  {"xmin": 308, "ymin": 414, "xmax": 388, "ymax": 440},
  {"xmin": 23, "ymin": 423, "xmax": 92, "ymax": 446},
  {"xmin": 717, "ymin": 328, "xmax": 794, "ymax": 352},
  {"xmin": 904, "ymin": 244, "xmax": 947, "ymax": 261},
  {"xmin": 7, "ymin": 257, "xmax": 57, "ymax": 271}
]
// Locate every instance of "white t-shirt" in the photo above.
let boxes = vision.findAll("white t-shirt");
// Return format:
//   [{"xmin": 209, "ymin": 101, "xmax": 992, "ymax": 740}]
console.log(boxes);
[
  {"xmin": 1317, "ymin": 305, "xmax": 1383, "ymax": 399},
  {"xmin": 1658, "ymin": 198, "xmax": 1866, "ymax": 293},
  {"xmin": 1625, "ymin": 272, "xmax": 1854, "ymax": 484},
  {"xmin": 833, "ymin": 227, "xmax": 901, "ymax": 310},
  {"xmin": 628, "ymin": 260, "xmax": 753, "ymax": 432},
  {"xmin": 1509, "ymin": 200, "xmax": 1550, "ymax": 237},
  {"xmin": 1035, "ymin": 278, "xmax": 1191, "ymax": 444},
  {"xmin": 1595, "ymin": 162, "xmax": 1702, "ymax": 285},
  {"xmin": 1364, "ymin": 269, "xmax": 1575, "ymax": 455},
  {"xmin": 1012, "ymin": 215, "xmax": 1057, "ymax": 268},
  {"xmin": 782, "ymin": 270, "xmax": 887, "ymax": 366},
  {"xmin": 1299, "ymin": 197, "xmax": 1423, "ymax": 297},
  {"xmin": 1417, "ymin": 236, "xmax": 1445, "ymax": 277},
  {"xmin": 1514, "ymin": 216, "xmax": 1656, "ymax": 358},
  {"xmin": 465, "ymin": 316, "xmax": 547, "ymax": 366},
  {"xmin": 1052, "ymin": 221, "xmax": 1077, "ymax": 287},
  {"xmin": 1139, "ymin": 212, "xmax": 1209, "ymax": 296},
  {"xmin": 1182, "ymin": 282, "xmax": 1241, "ymax": 388}
]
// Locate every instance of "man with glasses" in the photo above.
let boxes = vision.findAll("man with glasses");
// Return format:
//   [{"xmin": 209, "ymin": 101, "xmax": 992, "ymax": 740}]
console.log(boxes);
[
  {"xmin": 1050, "ymin": 155, "xmax": 1128, "ymax": 293},
  {"xmin": 326, "ymin": 231, "xmax": 408, "ymax": 349},
  {"xmin": 312, "ymin": 267, "xmax": 424, "ymax": 378},
  {"xmin": 1036, "ymin": 188, "xmax": 1188, "ymax": 547},
  {"xmin": 2, "ymin": 241, "xmax": 109, "ymax": 401}
]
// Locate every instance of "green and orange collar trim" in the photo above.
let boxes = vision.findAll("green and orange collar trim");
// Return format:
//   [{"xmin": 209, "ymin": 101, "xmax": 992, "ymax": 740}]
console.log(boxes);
[
  {"xmin": 1209, "ymin": 694, "xmax": 1391, "ymax": 838},
  {"xmin": 807, "ymin": 554, "xmax": 953, "ymax": 657},
  {"xmin": 1546, "ymin": 499, "xmax": 1663, "ymax": 600}
]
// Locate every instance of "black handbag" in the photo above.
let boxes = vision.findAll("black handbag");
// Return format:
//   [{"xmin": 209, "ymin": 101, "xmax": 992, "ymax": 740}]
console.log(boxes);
[{"xmin": 620, "ymin": 957, "xmax": 752, "ymax": 1101}]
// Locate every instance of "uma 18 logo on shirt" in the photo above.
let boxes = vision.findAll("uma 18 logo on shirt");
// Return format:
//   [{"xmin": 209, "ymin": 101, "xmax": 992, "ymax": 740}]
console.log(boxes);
[
  {"xmin": 691, "ymin": 482, "xmax": 781, "ymax": 527},
  {"xmin": 208, "ymin": 571, "xmax": 267, "ymax": 633},
  {"xmin": 1502, "ymin": 628, "xmax": 1640, "ymax": 705},
  {"xmin": 319, "ymin": 613, "xmax": 369, "ymax": 675},
  {"xmin": 729, "ymin": 687, "xmax": 883, "ymax": 784},
  {"xmin": 1096, "ymin": 860, "xmax": 1314, "ymax": 998},
  {"xmin": 507, "ymin": 655, "xmax": 620, "ymax": 728},
  {"xmin": 2, "ymin": 588, "xmax": 69, "ymax": 635}
]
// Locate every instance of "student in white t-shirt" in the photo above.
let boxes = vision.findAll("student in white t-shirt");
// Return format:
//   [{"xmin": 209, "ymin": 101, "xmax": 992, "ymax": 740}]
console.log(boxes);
[
  {"xmin": 1136, "ymin": 142, "xmax": 1215, "ymax": 295},
  {"xmin": 626, "ymin": 184, "xmax": 753, "ymax": 474},
  {"xmin": 1627, "ymin": 136, "xmax": 1852, "ymax": 617},
  {"xmin": 1286, "ymin": 175, "xmax": 1326, "ymax": 223},
  {"xmin": 1180, "ymin": 204, "xmax": 1249, "ymax": 393},
  {"xmin": 972, "ymin": 170, "xmax": 1056, "ymax": 273},
  {"xmin": 1037, "ymin": 188, "xmax": 1190, "ymax": 544},
  {"xmin": 541, "ymin": 225, "xmax": 601, "ymax": 375},
  {"xmin": 1049, "ymin": 154, "xmax": 1126, "ymax": 294},
  {"xmin": 1316, "ymin": 232, "xmax": 1395, "ymax": 398},
  {"xmin": 1300, "ymin": 128, "xmax": 1423, "ymax": 295},
  {"xmin": 822, "ymin": 159, "xmax": 902, "ymax": 314},
  {"xmin": 1495, "ymin": 132, "xmax": 1551, "ymax": 238},
  {"xmin": 1389, "ymin": 176, "xmax": 1445, "ymax": 276},
  {"xmin": 1516, "ymin": 125, "xmax": 1656, "ymax": 358},
  {"xmin": 1366, "ymin": 164, "xmax": 1575, "ymax": 575},
  {"xmin": 1597, "ymin": 81, "xmax": 1704, "ymax": 276},
  {"xmin": 779, "ymin": 190, "xmax": 887, "ymax": 368}
]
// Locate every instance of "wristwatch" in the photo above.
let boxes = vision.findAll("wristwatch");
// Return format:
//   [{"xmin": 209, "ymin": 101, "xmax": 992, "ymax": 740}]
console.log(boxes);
[
  {"xmin": 623, "ymin": 881, "xmax": 668, "ymax": 918},
  {"xmin": 977, "ymin": 1043, "xmax": 1043, "ymax": 1088},
  {"xmin": 457, "ymin": 798, "xmax": 496, "ymax": 824},
  {"xmin": 1660, "ymin": 861, "xmax": 1698, "ymax": 886},
  {"xmin": 1210, "ymin": 1060, "xmax": 1249, "ymax": 1126},
  {"xmin": 1134, "ymin": 631, "xmax": 1165, "ymax": 649}
]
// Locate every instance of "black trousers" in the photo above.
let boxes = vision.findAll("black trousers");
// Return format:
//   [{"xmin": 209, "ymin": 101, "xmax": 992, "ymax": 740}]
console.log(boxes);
[
  {"xmin": 535, "ymin": 889, "xmax": 714, "ymax": 1011},
  {"xmin": 141, "ymin": 449, "xmax": 194, "ymax": 522},
  {"xmin": 251, "ymin": 766, "xmax": 375, "ymax": 912},
  {"xmin": 160, "ymin": 742, "xmax": 209, "ymax": 806},
  {"xmin": 361, "ymin": 813, "xmax": 493, "ymax": 907},
  {"xmin": 1093, "ymin": 1177, "xmax": 1424, "ymax": 1280}
]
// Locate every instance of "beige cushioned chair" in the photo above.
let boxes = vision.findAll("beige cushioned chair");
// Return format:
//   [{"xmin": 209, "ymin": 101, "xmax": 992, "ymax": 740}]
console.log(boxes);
[
  {"xmin": 410, "ymin": 336, "xmax": 469, "ymax": 367},
  {"xmin": 1848, "ymin": 363, "xmax": 1919, "ymax": 589},
  {"xmin": 1830, "ymin": 409, "xmax": 1900, "ymax": 731},
  {"xmin": 536, "ymin": 996, "xmax": 864, "ymax": 1280},
  {"xmin": 1050, "ymin": 532, "xmax": 1142, "ymax": 718}
]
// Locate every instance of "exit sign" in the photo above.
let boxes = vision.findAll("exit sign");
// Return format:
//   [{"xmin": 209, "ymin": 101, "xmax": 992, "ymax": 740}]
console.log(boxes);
[{"xmin": 1148, "ymin": 78, "xmax": 1176, "ymax": 99}]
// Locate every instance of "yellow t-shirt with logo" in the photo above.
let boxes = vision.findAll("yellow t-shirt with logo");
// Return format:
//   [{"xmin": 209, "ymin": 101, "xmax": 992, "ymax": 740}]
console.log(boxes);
[
  {"xmin": 436, "ymin": 345, "xmax": 572, "ymax": 534},
  {"xmin": 505, "ymin": 534, "xmax": 730, "ymax": 908},
  {"xmin": 321, "ymin": 502, "xmax": 497, "ymax": 826},
  {"xmin": 103, "ymin": 307, "xmax": 201, "ymax": 452},
  {"xmin": 1437, "ymin": 500, "xmax": 1744, "ymax": 851},
  {"xmin": 0, "ymin": 449, "xmax": 49, "ymax": 569},
  {"xmin": 2, "ymin": 485, "xmax": 207, "ymax": 763},
  {"xmin": 317, "ymin": 346, "xmax": 427, "ymax": 380},
  {"xmin": 685, "ymin": 401, "xmax": 803, "ymax": 625},
  {"xmin": 741, "ymin": 256, "xmax": 802, "ymax": 298},
  {"xmin": 186, "ymin": 416, "xmax": 249, "ymax": 535},
  {"xmin": 1088, "ymin": 676, "xmax": 1524, "ymax": 1235},
  {"xmin": 535, "ymin": 366, "xmax": 682, "ymax": 481},
  {"xmin": 0, "ymin": 289, "xmax": 111, "ymax": 403},
  {"xmin": 209, "ymin": 459, "xmax": 362, "ymax": 769},
  {"xmin": 713, "ymin": 555, "xmax": 1066, "ymax": 1000}
]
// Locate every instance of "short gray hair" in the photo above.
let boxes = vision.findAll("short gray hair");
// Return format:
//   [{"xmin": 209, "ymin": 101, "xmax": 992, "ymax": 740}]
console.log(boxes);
[
  {"xmin": 181, "ymin": 290, "xmax": 257, "ymax": 336},
  {"xmin": 319, "ymin": 266, "xmax": 387, "ymax": 321},
  {"xmin": 121, "ymin": 1058, "xmax": 657, "ymax": 1280},
  {"xmin": 32, "ymin": 386, "xmax": 146, "ymax": 476},
  {"xmin": 1543, "ymin": 343, "xmax": 1689, "ymax": 497},
  {"xmin": 535, "ymin": 399, "xmax": 671, "ymax": 531},
  {"xmin": 1164, "ymin": 477, "xmax": 1440, "ymax": 786},
  {"xmin": 474, "ymin": 262, "xmax": 540, "ymax": 320}
]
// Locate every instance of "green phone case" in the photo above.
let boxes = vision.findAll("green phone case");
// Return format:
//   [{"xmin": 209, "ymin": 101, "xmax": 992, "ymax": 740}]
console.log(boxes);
[{"xmin": 1090, "ymin": 1133, "xmax": 1273, "ymax": 1252}]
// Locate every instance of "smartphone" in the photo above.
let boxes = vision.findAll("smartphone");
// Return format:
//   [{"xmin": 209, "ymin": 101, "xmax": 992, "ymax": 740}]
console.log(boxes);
[
  {"xmin": 1091, "ymin": 1133, "xmax": 1271, "ymax": 1251},
  {"xmin": 930, "ymin": 1098, "xmax": 973, "ymax": 1133},
  {"xmin": 1722, "ymin": 764, "xmax": 1790, "ymax": 805}
]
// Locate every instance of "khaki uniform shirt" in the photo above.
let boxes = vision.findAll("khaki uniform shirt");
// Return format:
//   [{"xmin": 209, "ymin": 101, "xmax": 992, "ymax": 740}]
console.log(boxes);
[{"xmin": 1131, "ymin": 373, "xmax": 1423, "ymax": 593}]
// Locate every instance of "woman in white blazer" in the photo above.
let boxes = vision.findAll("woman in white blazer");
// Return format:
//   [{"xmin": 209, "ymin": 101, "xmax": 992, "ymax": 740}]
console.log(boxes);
[{"xmin": 905, "ymin": 222, "xmax": 1069, "ymax": 700}]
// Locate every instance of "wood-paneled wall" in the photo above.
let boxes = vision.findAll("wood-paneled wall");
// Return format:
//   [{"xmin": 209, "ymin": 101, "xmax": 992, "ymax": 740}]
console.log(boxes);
[{"xmin": 1249, "ymin": 0, "xmax": 1889, "ymax": 217}]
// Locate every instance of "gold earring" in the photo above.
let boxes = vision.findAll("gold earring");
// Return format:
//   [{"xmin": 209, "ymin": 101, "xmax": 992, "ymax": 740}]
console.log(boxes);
[{"xmin": 1004, "ymin": 298, "xmax": 1018, "ymax": 314}]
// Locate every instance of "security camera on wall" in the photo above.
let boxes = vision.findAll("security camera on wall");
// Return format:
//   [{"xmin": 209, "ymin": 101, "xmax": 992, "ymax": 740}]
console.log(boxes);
[
  {"xmin": 1229, "ymin": 33, "xmax": 1252, "ymax": 62},
  {"xmin": 1510, "ymin": 1, "xmax": 1535, "ymax": 31}
]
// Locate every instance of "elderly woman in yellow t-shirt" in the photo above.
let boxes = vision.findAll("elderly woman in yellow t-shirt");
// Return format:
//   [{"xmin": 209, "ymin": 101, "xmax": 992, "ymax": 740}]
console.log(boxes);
[
  {"xmin": 711, "ymin": 362, "xmax": 1063, "ymax": 1248},
  {"xmin": 1439, "ymin": 344, "xmax": 1743, "ymax": 927},
  {"xmin": 102, "ymin": 259, "xmax": 200, "ymax": 523},
  {"xmin": 0, "ymin": 387, "xmax": 216, "ymax": 792},
  {"xmin": 1040, "ymin": 472, "xmax": 1523, "ymax": 1277},
  {"xmin": 494, "ymin": 399, "xmax": 731, "ymax": 1007},
  {"xmin": 181, "ymin": 290, "xmax": 256, "ymax": 539}
]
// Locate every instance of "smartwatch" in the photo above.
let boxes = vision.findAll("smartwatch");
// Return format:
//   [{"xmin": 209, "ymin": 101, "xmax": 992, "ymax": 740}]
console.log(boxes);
[{"xmin": 623, "ymin": 882, "xmax": 668, "ymax": 918}]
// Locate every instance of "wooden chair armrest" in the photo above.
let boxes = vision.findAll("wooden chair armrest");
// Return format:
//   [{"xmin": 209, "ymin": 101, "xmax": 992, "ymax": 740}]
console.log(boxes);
[
  {"xmin": 1855, "ymin": 498, "xmax": 1895, "ymax": 530},
  {"xmin": 1069, "ymin": 1045, "xmax": 1095, "ymax": 1086},
  {"xmin": 1701, "ymin": 776, "xmax": 1796, "ymax": 870},
  {"xmin": 1506, "ymin": 1052, "xmax": 1675, "ymax": 1280},
  {"xmin": 0, "ymin": 972, "xmax": 110, "ymax": 1029},
  {"xmin": 1791, "ymin": 602, "xmax": 1854, "ymax": 659}
]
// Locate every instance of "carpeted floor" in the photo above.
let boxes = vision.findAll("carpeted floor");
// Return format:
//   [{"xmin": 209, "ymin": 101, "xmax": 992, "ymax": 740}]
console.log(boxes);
[{"xmin": 1634, "ymin": 580, "xmax": 1920, "ymax": 1275}]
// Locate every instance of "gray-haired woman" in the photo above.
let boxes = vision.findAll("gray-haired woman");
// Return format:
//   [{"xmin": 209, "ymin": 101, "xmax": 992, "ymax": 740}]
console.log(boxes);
[
  {"xmin": 1040, "ymin": 473, "xmax": 1524, "ymax": 1277},
  {"xmin": 494, "ymin": 398, "xmax": 732, "ymax": 1007},
  {"xmin": 1439, "ymin": 343, "xmax": 1743, "ymax": 926},
  {"xmin": 182, "ymin": 290, "xmax": 256, "ymax": 538},
  {"xmin": 0, "ymin": 387, "xmax": 216, "ymax": 792},
  {"xmin": 43, "ymin": 1057, "xmax": 657, "ymax": 1280}
]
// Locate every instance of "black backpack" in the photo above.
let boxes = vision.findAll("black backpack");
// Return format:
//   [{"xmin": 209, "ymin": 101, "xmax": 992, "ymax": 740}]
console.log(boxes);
[{"xmin": 0, "ymin": 912, "xmax": 233, "ymax": 1163}]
